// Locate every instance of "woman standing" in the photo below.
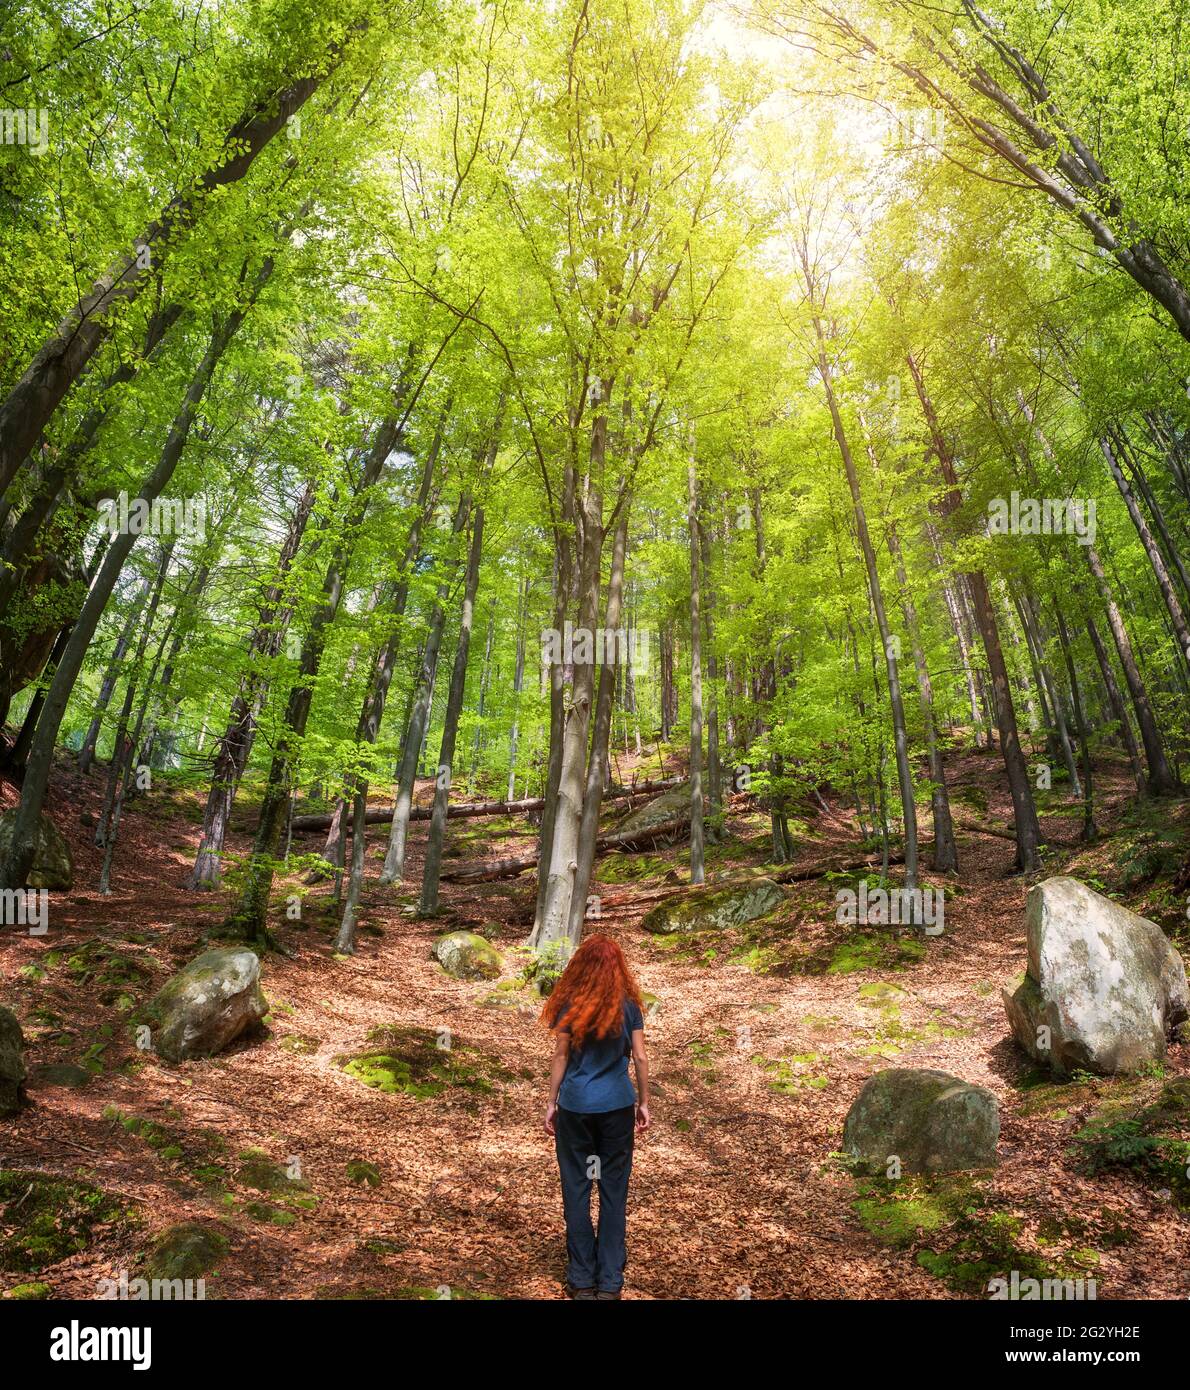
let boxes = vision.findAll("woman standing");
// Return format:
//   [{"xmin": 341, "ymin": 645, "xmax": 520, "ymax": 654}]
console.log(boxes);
[{"xmin": 542, "ymin": 935, "xmax": 650, "ymax": 1300}]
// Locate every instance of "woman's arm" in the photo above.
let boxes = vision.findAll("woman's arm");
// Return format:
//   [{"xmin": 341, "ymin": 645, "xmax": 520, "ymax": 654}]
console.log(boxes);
[
  {"xmin": 544, "ymin": 1031, "xmax": 570, "ymax": 1135},
  {"xmin": 631, "ymin": 1027, "xmax": 650, "ymax": 1130}
]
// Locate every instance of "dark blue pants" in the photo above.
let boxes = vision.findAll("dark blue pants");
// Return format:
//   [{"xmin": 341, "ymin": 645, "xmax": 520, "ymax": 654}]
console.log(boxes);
[{"xmin": 554, "ymin": 1104, "xmax": 635, "ymax": 1292}]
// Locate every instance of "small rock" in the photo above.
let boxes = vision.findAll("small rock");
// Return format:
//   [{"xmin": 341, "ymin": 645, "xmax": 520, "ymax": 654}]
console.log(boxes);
[
  {"xmin": 26, "ymin": 1062, "xmax": 91, "ymax": 1090},
  {"xmin": 432, "ymin": 931, "xmax": 502, "ymax": 981},
  {"xmin": 141, "ymin": 948, "xmax": 268, "ymax": 1063},
  {"xmin": 843, "ymin": 1067, "xmax": 999, "ymax": 1174},
  {"xmin": 0, "ymin": 1007, "xmax": 26, "ymax": 1115}
]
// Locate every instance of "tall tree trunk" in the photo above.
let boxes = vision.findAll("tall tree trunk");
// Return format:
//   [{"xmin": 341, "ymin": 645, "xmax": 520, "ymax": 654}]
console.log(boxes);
[
  {"xmin": 333, "ymin": 421, "xmax": 441, "ymax": 952},
  {"xmin": 190, "ymin": 480, "xmax": 316, "ymax": 887},
  {"xmin": 700, "ymin": 521, "xmax": 722, "ymax": 835},
  {"xmin": 907, "ymin": 352, "xmax": 1041, "ymax": 870},
  {"xmin": 820, "ymin": 336, "xmax": 918, "ymax": 889},
  {"xmin": 531, "ymin": 393, "xmax": 610, "ymax": 953},
  {"xmin": 506, "ymin": 576, "xmax": 528, "ymax": 801},
  {"xmin": 380, "ymin": 493, "xmax": 472, "ymax": 885},
  {"xmin": 1086, "ymin": 612, "xmax": 1145, "ymax": 793},
  {"xmin": 96, "ymin": 543, "xmax": 174, "ymax": 846},
  {"xmin": 77, "ymin": 576, "xmax": 152, "ymax": 774},
  {"xmin": 1054, "ymin": 606, "xmax": 1096, "ymax": 841},
  {"xmin": 229, "ymin": 405, "xmax": 408, "ymax": 941},
  {"xmin": 1084, "ymin": 544, "xmax": 1178, "ymax": 793},
  {"xmin": 687, "ymin": 456, "xmax": 706, "ymax": 885},
  {"xmin": 1100, "ymin": 435, "xmax": 1190, "ymax": 681},
  {"xmin": 420, "ymin": 509, "xmax": 485, "ymax": 915},
  {"xmin": 567, "ymin": 502, "xmax": 631, "ymax": 940}
]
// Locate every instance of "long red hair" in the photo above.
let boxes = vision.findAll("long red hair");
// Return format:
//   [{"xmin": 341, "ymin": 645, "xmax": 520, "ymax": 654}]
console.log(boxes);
[{"xmin": 540, "ymin": 935, "xmax": 642, "ymax": 1049}]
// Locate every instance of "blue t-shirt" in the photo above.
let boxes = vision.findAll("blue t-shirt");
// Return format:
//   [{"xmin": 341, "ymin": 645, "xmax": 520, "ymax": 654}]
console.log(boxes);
[{"xmin": 558, "ymin": 999, "xmax": 644, "ymax": 1114}]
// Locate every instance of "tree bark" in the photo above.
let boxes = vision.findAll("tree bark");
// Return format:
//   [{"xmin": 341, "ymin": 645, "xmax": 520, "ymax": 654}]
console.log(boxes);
[{"xmin": 420, "ymin": 508, "xmax": 485, "ymax": 915}]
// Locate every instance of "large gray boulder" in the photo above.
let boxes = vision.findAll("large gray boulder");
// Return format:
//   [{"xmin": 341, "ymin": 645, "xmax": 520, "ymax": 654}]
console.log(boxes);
[
  {"xmin": 142, "ymin": 948, "xmax": 268, "ymax": 1063},
  {"xmin": 641, "ymin": 877, "xmax": 784, "ymax": 935},
  {"xmin": 1003, "ymin": 876, "xmax": 1189, "ymax": 1077},
  {"xmin": 0, "ymin": 809, "xmax": 73, "ymax": 890},
  {"xmin": 432, "ymin": 931, "xmax": 502, "ymax": 981},
  {"xmin": 616, "ymin": 786, "xmax": 691, "ymax": 838},
  {"xmin": 843, "ymin": 1068, "xmax": 999, "ymax": 1174},
  {"xmin": 0, "ymin": 1006, "xmax": 26, "ymax": 1114}
]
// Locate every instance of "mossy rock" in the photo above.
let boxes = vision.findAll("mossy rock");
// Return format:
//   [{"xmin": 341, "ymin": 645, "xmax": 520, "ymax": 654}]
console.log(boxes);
[
  {"xmin": 0, "ymin": 1007, "xmax": 26, "ymax": 1116},
  {"xmin": 139, "ymin": 947, "xmax": 268, "ymax": 1063},
  {"xmin": 236, "ymin": 1150, "xmax": 306, "ymax": 1195},
  {"xmin": 616, "ymin": 786, "xmax": 690, "ymax": 837},
  {"xmin": 0, "ymin": 808, "xmax": 73, "ymax": 889},
  {"xmin": 640, "ymin": 878, "xmax": 785, "ymax": 936},
  {"xmin": 346, "ymin": 1159, "xmax": 382, "ymax": 1187},
  {"xmin": 243, "ymin": 1201, "xmax": 297, "ymax": 1227},
  {"xmin": 145, "ymin": 1223, "xmax": 227, "ymax": 1280},
  {"xmin": 597, "ymin": 853, "xmax": 670, "ymax": 884},
  {"xmin": 2, "ymin": 1280, "xmax": 52, "ymax": 1299},
  {"xmin": 843, "ymin": 1068, "xmax": 999, "ymax": 1174},
  {"xmin": 336, "ymin": 1025, "xmax": 509, "ymax": 1099},
  {"xmin": 0, "ymin": 1171, "xmax": 136, "ymax": 1274},
  {"xmin": 857, "ymin": 981, "xmax": 908, "ymax": 1007},
  {"xmin": 431, "ymin": 931, "xmax": 503, "ymax": 981},
  {"xmin": 26, "ymin": 1062, "xmax": 92, "ymax": 1090}
]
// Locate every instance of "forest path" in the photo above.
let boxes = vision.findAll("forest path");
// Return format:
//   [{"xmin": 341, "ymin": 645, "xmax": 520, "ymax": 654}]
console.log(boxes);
[{"xmin": 3, "ymin": 749, "xmax": 1188, "ymax": 1299}]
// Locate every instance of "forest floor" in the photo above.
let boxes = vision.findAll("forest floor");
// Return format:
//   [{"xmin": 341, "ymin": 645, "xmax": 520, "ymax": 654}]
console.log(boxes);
[{"xmin": 2, "ymin": 741, "xmax": 1189, "ymax": 1300}]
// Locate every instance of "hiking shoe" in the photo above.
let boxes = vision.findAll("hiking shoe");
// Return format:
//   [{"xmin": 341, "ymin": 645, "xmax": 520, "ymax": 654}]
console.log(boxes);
[
  {"xmin": 566, "ymin": 1284, "xmax": 596, "ymax": 1300},
  {"xmin": 594, "ymin": 1289, "xmax": 622, "ymax": 1300}
]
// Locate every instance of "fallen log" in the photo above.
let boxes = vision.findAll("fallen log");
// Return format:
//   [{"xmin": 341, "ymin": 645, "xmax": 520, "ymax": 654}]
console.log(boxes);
[
  {"xmin": 285, "ymin": 777, "xmax": 681, "ymax": 834},
  {"xmin": 441, "ymin": 815, "xmax": 690, "ymax": 883}
]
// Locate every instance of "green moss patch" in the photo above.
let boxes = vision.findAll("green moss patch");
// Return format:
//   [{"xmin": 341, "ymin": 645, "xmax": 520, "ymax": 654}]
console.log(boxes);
[
  {"xmin": 827, "ymin": 932, "xmax": 927, "ymax": 975},
  {"xmin": 1072, "ymin": 1077, "xmax": 1190, "ymax": 1206},
  {"xmin": 347, "ymin": 1159, "xmax": 382, "ymax": 1187},
  {"xmin": 595, "ymin": 852, "xmax": 670, "ymax": 884},
  {"xmin": 0, "ymin": 1170, "xmax": 138, "ymax": 1274},
  {"xmin": 145, "ymin": 1222, "xmax": 227, "ymax": 1280},
  {"xmin": 754, "ymin": 1052, "xmax": 829, "ymax": 1093},
  {"xmin": 336, "ymin": 1025, "xmax": 509, "ymax": 1099},
  {"xmin": 3, "ymin": 1280, "xmax": 52, "ymax": 1299},
  {"xmin": 65, "ymin": 940, "xmax": 156, "ymax": 1005},
  {"xmin": 853, "ymin": 1175, "xmax": 1106, "ymax": 1295},
  {"xmin": 102, "ymin": 1105, "xmax": 230, "ymax": 1185}
]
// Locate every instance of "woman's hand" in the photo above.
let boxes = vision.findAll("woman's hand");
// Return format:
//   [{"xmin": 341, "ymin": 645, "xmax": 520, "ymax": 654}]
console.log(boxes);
[
  {"xmin": 544, "ymin": 1101, "xmax": 557, "ymax": 1136},
  {"xmin": 635, "ymin": 1102, "xmax": 650, "ymax": 1131}
]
